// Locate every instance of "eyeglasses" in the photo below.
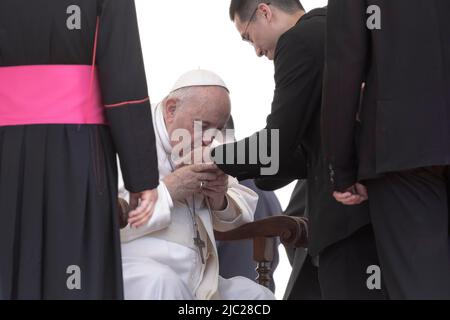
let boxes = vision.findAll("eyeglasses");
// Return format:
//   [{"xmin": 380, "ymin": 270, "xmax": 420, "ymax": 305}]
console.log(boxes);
[{"xmin": 242, "ymin": 2, "xmax": 271, "ymax": 43}]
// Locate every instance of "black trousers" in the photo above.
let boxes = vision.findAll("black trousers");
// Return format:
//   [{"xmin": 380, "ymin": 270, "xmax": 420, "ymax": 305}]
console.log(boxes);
[
  {"xmin": 285, "ymin": 253, "xmax": 322, "ymax": 300},
  {"xmin": 366, "ymin": 166, "xmax": 450, "ymax": 299},
  {"xmin": 318, "ymin": 225, "xmax": 387, "ymax": 300}
]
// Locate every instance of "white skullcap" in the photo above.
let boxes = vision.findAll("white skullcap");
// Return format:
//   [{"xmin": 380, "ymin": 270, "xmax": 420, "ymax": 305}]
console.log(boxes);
[{"xmin": 170, "ymin": 69, "xmax": 229, "ymax": 93}]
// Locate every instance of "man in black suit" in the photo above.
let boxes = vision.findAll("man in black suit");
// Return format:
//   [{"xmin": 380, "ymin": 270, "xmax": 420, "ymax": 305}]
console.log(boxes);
[
  {"xmin": 212, "ymin": 0, "xmax": 386, "ymax": 299},
  {"xmin": 322, "ymin": 0, "xmax": 450, "ymax": 299},
  {"xmin": 281, "ymin": 180, "xmax": 322, "ymax": 300}
]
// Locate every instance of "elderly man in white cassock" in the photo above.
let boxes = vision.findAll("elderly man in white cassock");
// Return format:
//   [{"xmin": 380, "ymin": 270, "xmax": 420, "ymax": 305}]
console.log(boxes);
[{"xmin": 119, "ymin": 70, "xmax": 275, "ymax": 300}]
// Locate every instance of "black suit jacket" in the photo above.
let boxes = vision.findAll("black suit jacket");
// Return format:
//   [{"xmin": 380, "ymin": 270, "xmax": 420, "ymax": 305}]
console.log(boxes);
[
  {"xmin": 213, "ymin": 8, "xmax": 370, "ymax": 256},
  {"xmin": 323, "ymin": 0, "xmax": 450, "ymax": 191}
]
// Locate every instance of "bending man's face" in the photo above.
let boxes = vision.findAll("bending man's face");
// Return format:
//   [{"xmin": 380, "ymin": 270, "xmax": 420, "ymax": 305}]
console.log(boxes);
[
  {"xmin": 164, "ymin": 86, "xmax": 231, "ymax": 151},
  {"xmin": 234, "ymin": 7, "xmax": 280, "ymax": 60}
]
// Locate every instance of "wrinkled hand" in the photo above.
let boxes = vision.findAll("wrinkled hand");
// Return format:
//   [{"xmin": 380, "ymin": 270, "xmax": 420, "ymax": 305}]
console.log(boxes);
[
  {"xmin": 163, "ymin": 163, "xmax": 219, "ymax": 202},
  {"xmin": 333, "ymin": 183, "xmax": 368, "ymax": 206},
  {"xmin": 128, "ymin": 188, "xmax": 158, "ymax": 228},
  {"xmin": 201, "ymin": 171, "xmax": 229, "ymax": 211}
]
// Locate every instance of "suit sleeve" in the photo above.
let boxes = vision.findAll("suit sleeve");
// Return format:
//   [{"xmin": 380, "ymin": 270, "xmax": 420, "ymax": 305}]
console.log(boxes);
[
  {"xmin": 254, "ymin": 177, "xmax": 295, "ymax": 191},
  {"xmin": 322, "ymin": 0, "xmax": 369, "ymax": 191},
  {"xmin": 212, "ymin": 33, "xmax": 319, "ymax": 180},
  {"xmin": 96, "ymin": 0, "xmax": 159, "ymax": 193},
  {"xmin": 267, "ymin": 31, "xmax": 322, "ymax": 166}
]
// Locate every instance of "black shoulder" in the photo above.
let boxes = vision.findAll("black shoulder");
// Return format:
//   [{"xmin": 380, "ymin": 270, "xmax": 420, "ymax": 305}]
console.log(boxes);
[{"xmin": 275, "ymin": 8, "xmax": 327, "ymax": 62}]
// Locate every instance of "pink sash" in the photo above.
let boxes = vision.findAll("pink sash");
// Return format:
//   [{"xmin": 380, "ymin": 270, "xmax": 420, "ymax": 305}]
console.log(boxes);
[{"xmin": 0, "ymin": 65, "xmax": 107, "ymax": 126}]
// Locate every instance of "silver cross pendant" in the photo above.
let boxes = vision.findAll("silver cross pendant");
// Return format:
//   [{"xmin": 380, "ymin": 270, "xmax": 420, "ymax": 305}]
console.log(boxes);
[{"xmin": 193, "ymin": 230, "xmax": 206, "ymax": 265}]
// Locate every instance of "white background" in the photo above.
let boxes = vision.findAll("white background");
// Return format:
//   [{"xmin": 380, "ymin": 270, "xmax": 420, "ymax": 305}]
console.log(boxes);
[{"xmin": 135, "ymin": 0, "xmax": 328, "ymax": 299}]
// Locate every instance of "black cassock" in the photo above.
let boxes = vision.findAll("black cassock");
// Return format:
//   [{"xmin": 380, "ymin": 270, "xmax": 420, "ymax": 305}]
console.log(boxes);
[{"xmin": 0, "ymin": 0, "xmax": 159, "ymax": 299}]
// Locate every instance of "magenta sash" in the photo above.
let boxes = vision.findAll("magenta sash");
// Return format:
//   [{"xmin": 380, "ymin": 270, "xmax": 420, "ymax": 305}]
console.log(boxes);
[{"xmin": 0, "ymin": 65, "xmax": 107, "ymax": 126}]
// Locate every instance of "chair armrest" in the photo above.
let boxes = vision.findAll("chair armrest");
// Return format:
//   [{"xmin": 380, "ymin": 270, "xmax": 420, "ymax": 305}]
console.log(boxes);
[{"xmin": 214, "ymin": 215, "xmax": 308, "ymax": 248}]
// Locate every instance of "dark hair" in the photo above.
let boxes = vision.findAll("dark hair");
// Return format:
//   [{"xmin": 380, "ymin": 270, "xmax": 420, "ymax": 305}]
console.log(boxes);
[{"xmin": 229, "ymin": 0, "xmax": 304, "ymax": 22}]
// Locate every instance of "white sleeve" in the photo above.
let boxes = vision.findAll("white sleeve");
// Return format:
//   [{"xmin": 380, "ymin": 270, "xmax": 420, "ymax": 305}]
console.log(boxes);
[{"xmin": 212, "ymin": 177, "xmax": 258, "ymax": 232}]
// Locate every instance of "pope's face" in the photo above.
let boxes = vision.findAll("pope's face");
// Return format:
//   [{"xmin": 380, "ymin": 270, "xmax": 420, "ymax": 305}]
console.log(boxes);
[
  {"xmin": 234, "ymin": 7, "xmax": 280, "ymax": 61},
  {"xmin": 164, "ymin": 86, "xmax": 231, "ymax": 152}
]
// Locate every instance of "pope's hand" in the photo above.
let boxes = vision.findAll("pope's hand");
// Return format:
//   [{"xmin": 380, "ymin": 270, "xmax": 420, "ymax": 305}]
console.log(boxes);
[
  {"xmin": 163, "ymin": 163, "xmax": 219, "ymax": 202},
  {"xmin": 128, "ymin": 188, "xmax": 159, "ymax": 228},
  {"xmin": 201, "ymin": 172, "xmax": 229, "ymax": 211}
]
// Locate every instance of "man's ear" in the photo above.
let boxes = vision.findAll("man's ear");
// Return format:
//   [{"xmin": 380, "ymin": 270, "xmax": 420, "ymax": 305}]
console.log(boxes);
[
  {"xmin": 164, "ymin": 98, "xmax": 178, "ymax": 124},
  {"xmin": 259, "ymin": 3, "xmax": 272, "ymax": 22}
]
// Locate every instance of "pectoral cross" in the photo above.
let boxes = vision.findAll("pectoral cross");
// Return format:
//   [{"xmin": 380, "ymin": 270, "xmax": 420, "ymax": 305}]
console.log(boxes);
[{"xmin": 193, "ymin": 230, "xmax": 206, "ymax": 265}]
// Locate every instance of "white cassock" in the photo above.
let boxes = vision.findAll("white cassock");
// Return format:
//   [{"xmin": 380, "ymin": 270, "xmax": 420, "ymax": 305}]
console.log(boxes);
[{"xmin": 119, "ymin": 103, "xmax": 276, "ymax": 300}]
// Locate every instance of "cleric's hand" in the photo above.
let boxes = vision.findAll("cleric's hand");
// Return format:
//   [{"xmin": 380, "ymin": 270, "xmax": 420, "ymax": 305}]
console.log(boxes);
[{"xmin": 128, "ymin": 188, "xmax": 159, "ymax": 228}]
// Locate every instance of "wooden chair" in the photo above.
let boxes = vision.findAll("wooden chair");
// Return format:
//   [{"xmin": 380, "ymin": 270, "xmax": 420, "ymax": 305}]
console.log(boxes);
[
  {"xmin": 117, "ymin": 198, "xmax": 308, "ymax": 289},
  {"xmin": 214, "ymin": 215, "xmax": 308, "ymax": 289}
]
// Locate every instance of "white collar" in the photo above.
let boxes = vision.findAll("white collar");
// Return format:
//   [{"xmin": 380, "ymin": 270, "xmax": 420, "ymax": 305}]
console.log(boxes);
[{"xmin": 154, "ymin": 101, "xmax": 173, "ymax": 157}]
